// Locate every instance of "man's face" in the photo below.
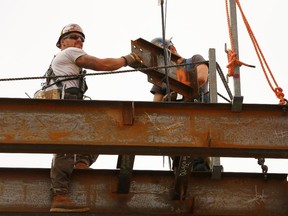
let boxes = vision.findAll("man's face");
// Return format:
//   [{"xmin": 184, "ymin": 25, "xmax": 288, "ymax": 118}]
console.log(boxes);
[
  {"xmin": 168, "ymin": 45, "xmax": 181, "ymax": 57},
  {"xmin": 60, "ymin": 33, "xmax": 84, "ymax": 50},
  {"xmin": 168, "ymin": 45, "xmax": 178, "ymax": 55}
]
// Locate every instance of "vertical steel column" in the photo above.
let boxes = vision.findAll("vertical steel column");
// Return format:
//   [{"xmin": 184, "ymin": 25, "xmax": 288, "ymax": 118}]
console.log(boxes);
[
  {"xmin": 160, "ymin": 0, "xmax": 171, "ymax": 101},
  {"xmin": 229, "ymin": 0, "xmax": 243, "ymax": 111},
  {"xmin": 208, "ymin": 48, "xmax": 223, "ymax": 178},
  {"xmin": 208, "ymin": 48, "xmax": 217, "ymax": 103}
]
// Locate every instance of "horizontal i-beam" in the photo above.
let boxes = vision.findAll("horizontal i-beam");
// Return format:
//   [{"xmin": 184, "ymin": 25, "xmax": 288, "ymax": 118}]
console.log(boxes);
[
  {"xmin": 0, "ymin": 98, "xmax": 287, "ymax": 158},
  {"xmin": 0, "ymin": 168, "xmax": 287, "ymax": 215}
]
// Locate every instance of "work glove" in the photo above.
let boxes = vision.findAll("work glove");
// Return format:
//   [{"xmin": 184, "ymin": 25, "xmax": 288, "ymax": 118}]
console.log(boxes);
[{"xmin": 122, "ymin": 52, "xmax": 142, "ymax": 66}]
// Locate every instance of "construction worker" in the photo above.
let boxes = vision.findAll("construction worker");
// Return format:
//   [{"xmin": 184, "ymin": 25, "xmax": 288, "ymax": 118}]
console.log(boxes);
[
  {"xmin": 47, "ymin": 23, "xmax": 139, "ymax": 213},
  {"xmin": 150, "ymin": 37, "xmax": 211, "ymax": 172}
]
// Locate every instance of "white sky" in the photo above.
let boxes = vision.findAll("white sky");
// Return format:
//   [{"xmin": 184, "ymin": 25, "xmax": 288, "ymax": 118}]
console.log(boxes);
[{"xmin": 0, "ymin": 0, "xmax": 287, "ymax": 174}]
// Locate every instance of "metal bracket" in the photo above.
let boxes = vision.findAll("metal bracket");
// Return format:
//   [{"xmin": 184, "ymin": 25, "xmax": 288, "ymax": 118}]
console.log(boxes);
[
  {"xmin": 130, "ymin": 38, "xmax": 199, "ymax": 100},
  {"xmin": 231, "ymin": 96, "xmax": 243, "ymax": 112},
  {"xmin": 116, "ymin": 155, "xmax": 135, "ymax": 194},
  {"xmin": 173, "ymin": 156, "xmax": 194, "ymax": 200},
  {"xmin": 122, "ymin": 101, "xmax": 134, "ymax": 125},
  {"xmin": 211, "ymin": 165, "xmax": 223, "ymax": 180}
]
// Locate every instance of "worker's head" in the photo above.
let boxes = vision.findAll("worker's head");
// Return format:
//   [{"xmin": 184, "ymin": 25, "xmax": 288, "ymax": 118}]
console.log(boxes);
[
  {"xmin": 151, "ymin": 37, "xmax": 178, "ymax": 55},
  {"xmin": 56, "ymin": 23, "xmax": 85, "ymax": 50}
]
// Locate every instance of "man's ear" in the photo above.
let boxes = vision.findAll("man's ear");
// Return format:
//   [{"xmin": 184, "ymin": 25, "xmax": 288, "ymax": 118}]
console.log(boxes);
[{"xmin": 60, "ymin": 39, "xmax": 65, "ymax": 48}]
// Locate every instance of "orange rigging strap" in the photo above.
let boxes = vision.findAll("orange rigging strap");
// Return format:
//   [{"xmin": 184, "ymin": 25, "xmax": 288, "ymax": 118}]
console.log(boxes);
[{"xmin": 225, "ymin": 0, "xmax": 287, "ymax": 105}]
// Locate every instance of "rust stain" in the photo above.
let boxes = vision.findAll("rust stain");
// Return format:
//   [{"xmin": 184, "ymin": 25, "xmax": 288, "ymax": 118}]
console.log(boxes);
[
  {"xmin": 48, "ymin": 131, "xmax": 71, "ymax": 140},
  {"xmin": 0, "ymin": 134, "xmax": 14, "ymax": 141}
]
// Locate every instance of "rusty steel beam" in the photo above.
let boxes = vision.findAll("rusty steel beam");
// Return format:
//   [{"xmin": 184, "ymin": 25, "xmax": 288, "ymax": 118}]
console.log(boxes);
[
  {"xmin": 0, "ymin": 168, "xmax": 287, "ymax": 215},
  {"xmin": 0, "ymin": 98, "xmax": 287, "ymax": 158},
  {"xmin": 130, "ymin": 38, "xmax": 199, "ymax": 100}
]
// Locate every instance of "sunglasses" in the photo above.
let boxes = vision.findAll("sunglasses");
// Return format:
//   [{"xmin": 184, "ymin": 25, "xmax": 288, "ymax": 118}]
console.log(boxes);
[{"xmin": 63, "ymin": 34, "xmax": 85, "ymax": 42}]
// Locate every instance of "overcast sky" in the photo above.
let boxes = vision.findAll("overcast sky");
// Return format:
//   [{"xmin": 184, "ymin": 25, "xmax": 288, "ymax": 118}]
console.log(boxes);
[{"xmin": 0, "ymin": 0, "xmax": 287, "ymax": 174}]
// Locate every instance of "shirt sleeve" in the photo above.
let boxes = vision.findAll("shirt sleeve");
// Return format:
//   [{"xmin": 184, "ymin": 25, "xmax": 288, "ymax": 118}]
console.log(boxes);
[
  {"xmin": 64, "ymin": 47, "xmax": 87, "ymax": 63},
  {"xmin": 190, "ymin": 54, "xmax": 206, "ymax": 64}
]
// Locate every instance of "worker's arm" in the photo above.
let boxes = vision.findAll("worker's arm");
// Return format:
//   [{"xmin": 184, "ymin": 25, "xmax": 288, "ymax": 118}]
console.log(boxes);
[
  {"xmin": 75, "ymin": 53, "xmax": 139, "ymax": 71},
  {"xmin": 153, "ymin": 93, "xmax": 164, "ymax": 102},
  {"xmin": 196, "ymin": 64, "xmax": 209, "ymax": 87},
  {"xmin": 75, "ymin": 54, "xmax": 126, "ymax": 71}
]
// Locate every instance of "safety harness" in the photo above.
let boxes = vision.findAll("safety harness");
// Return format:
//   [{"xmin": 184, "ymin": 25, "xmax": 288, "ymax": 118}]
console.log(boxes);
[{"xmin": 42, "ymin": 57, "xmax": 88, "ymax": 99}]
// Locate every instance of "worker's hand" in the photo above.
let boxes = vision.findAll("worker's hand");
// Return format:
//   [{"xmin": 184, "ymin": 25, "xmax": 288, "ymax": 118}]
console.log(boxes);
[
  {"xmin": 122, "ymin": 53, "xmax": 142, "ymax": 66},
  {"xmin": 162, "ymin": 91, "xmax": 177, "ymax": 101}
]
